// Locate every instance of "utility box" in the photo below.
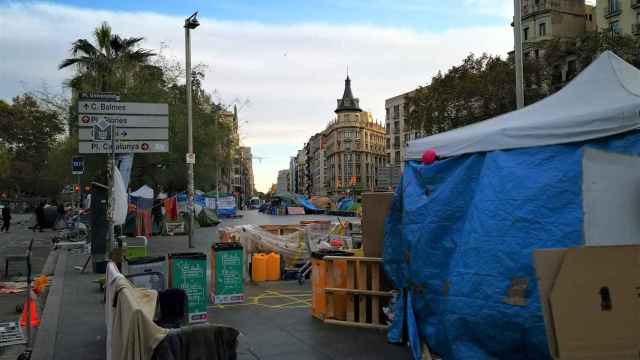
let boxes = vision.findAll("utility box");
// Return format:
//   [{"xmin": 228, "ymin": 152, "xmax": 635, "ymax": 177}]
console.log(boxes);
[
  {"xmin": 534, "ymin": 245, "xmax": 640, "ymax": 359},
  {"xmin": 210, "ymin": 242, "xmax": 245, "ymax": 305},
  {"xmin": 168, "ymin": 252, "xmax": 208, "ymax": 324}
]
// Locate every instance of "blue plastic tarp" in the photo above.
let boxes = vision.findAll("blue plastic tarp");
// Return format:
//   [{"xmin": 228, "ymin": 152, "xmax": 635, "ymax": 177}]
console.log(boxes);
[
  {"xmin": 296, "ymin": 195, "xmax": 320, "ymax": 211},
  {"xmin": 337, "ymin": 198, "xmax": 354, "ymax": 211},
  {"xmin": 384, "ymin": 131, "xmax": 640, "ymax": 359}
]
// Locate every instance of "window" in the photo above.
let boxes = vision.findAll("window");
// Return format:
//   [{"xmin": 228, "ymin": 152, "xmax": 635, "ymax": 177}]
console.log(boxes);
[
  {"xmin": 394, "ymin": 136, "xmax": 400, "ymax": 148},
  {"xmin": 395, "ymin": 151, "xmax": 401, "ymax": 164},
  {"xmin": 609, "ymin": 0, "xmax": 620, "ymax": 13},
  {"xmin": 394, "ymin": 121, "xmax": 400, "ymax": 133},
  {"xmin": 567, "ymin": 59, "xmax": 577, "ymax": 80},
  {"xmin": 611, "ymin": 20, "xmax": 621, "ymax": 34},
  {"xmin": 385, "ymin": 138, "xmax": 390, "ymax": 149},
  {"xmin": 523, "ymin": 28, "xmax": 529, "ymax": 41},
  {"xmin": 404, "ymin": 133, "xmax": 410, "ymax": 145},
  {"xmin": 385, "ymin": 108, "xmax": 390, "ymax": 120},
  {"xmin": 534, "ymin": 49, "xmax": 540, "ymax": 59},
  {"xmin": 393, "ymin": 105, "xmax": 400, "ymax": 119},
  {"xmin": 539, "ymin": 22, "xmax": 546, "ymax": 37}
]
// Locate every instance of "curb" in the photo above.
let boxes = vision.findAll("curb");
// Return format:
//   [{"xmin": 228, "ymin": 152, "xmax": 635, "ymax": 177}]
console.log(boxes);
[{"xmin": 31, "ymin": 250, "xmax": 67, "ymax": 360}]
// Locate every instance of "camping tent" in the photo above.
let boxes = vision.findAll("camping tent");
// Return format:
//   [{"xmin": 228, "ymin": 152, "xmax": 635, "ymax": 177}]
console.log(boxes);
[{"xmin": 385, "ymin": 51, "xmax": 640, "ymax": 359}]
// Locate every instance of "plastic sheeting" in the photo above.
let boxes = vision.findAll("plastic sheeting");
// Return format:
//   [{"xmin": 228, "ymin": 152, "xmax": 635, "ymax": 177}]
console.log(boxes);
[
  {"xmin": 296, "ymin": 195, "xmax": 320, "ymax": 211},
  {"xmin": 406, "ymin": 51, "xmax": 640, "ymax": 159},
  {"xmin": 112, "ymin": 166, "xmax": 128, "ymax": 225},
  {"xmin": 384, "ymin": 131, "xmax": 640, "ymax": 359}
]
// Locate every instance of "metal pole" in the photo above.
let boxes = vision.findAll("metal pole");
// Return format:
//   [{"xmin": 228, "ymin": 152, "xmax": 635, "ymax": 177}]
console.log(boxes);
[
  {"xmin": 514, "ymin": 0, "xmax": 525, "ymax": 109},
  {"xmin": 185, "ymin": 25, "xmax": 195, "ymax": 249}
]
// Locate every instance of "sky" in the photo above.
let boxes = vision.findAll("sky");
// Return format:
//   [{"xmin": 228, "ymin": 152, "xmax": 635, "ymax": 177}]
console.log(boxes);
[{"xmin": 0, "ymin": 0, "xmax": 518, "ymax": 192}]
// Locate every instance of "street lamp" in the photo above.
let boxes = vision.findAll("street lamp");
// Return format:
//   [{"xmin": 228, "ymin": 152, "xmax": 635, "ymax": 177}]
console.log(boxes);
[{"xmin": 185, "ymin": 11, "xmax": 199, "ymax": 249}]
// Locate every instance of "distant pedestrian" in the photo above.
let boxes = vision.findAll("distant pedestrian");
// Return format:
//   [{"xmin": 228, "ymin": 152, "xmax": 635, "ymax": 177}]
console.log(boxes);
[
  {"xmin": 1, "ymin": 203, "xmax": 11, "ymax": 233},
  {"xmin": 32, "ymin": 201, "xmax": 46, "ymax": 232},
  {"xmin": 152, "ymin": 197, "xmax": 164, "ymax": 234}
]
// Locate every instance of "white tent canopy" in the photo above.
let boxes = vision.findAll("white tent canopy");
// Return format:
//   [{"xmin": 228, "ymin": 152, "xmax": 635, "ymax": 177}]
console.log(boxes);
[
  {"xmin": 406, "ymin": 51, "xmax": 640, "ymax": 159},
  {"xmin": 130, "ymin": 185, "xmax": 154, "ymax": 199}
]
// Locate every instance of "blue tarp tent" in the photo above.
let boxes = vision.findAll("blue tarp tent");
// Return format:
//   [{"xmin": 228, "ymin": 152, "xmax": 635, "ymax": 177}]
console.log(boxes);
[
  {"xmin": 296, "ymin": 194, "xmax": 320, "ymax": 212},
  {"xmin": 385, "ymin": 51, "xmax": 640, "ymax": 359}
]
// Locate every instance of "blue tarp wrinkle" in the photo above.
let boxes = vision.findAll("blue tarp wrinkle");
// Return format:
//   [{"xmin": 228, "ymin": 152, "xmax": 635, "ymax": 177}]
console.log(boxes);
[{"xmin": 383, "ymin": 131, "xmax": 640, "ymax": 359}]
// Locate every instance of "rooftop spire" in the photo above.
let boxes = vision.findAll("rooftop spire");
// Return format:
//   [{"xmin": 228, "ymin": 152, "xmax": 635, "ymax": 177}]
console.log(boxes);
[{"xmin": 335, "ymin": 75, "xmax": 362, "ymax": 113}]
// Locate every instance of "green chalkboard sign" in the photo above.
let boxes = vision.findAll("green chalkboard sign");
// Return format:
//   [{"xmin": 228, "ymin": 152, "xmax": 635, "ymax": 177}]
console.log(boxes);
[
  {"xmin": 169, "ymin": 252, "xmax": 208, "ymax": 323},
  {"xmin": 212, "ymin": 243, "xmax": 245, "ymax": 304}
]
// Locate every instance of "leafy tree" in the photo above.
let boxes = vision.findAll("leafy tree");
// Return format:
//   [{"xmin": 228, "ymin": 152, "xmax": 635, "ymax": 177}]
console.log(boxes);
[
  {"xmin": 0, "ymin": 95, "xmax": 65, "ymax": 195},
  {"xmin": 58, "ymin": 22, "xmax": 155, "ymax": 93}
]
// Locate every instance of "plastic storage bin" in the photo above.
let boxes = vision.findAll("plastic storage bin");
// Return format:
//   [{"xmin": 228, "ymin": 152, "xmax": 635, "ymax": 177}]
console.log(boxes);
[{"xmin": 251, "ymin": 253, "xmax": 267, "ymax": 282}]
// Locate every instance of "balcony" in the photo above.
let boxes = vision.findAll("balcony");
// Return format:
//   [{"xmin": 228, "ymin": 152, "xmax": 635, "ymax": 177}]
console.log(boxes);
[
  {"xmin": 522, "ymin": 0, "xmax": 551, "ymax": 18},
  {"xmin": 633, "ymin": 0, "xmax": 640, "ymax": 9},
  {"xmin": 634, "ymin": 23, "xmax": 640, "ymax": 35},
  {"xmin": 605, "ymin": 7, "xmax": 622, "ymax": 19}
]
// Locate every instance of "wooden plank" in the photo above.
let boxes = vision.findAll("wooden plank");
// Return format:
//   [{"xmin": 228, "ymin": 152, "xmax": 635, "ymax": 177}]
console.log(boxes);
[
  {"xmin": 323, "ymin": 256, "xmax": 383, "ymax": 262},
  {"xmin": 346, "ymin": 261, "xmax": 355, "ymax": 322},
  {"xmin": 371, "ymin": 262, "xmax": 380, "ymax": 325},
  {"xmin": 358, "ymin": 261, "xmax": 367, "ymax": 323},
  {"xmin": 324, "ymin": 288, "xmax": 393, "ymax": 297},
  {"xmin": 326, "ymin": 259, "xmax": 335, "ymax": 319},
  {"xmin": 324, "ymin": 319, "xmax": 388, "ymax": 330}
]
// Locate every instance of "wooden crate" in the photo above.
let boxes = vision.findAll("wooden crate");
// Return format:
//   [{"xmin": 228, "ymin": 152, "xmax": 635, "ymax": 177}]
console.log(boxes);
[
  {"xmin": 259, "ymin": 224, "xmax": 303, "ymax": 236},
  {"xmin": 323, "ymin": 256, "xmax": 392, "ymax": 330}
]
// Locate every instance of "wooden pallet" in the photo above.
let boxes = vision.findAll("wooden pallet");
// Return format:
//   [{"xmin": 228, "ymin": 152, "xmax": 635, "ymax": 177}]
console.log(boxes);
[{"xmin": 323, "ymin": 256, "xmax": 392, "ymax": 330}]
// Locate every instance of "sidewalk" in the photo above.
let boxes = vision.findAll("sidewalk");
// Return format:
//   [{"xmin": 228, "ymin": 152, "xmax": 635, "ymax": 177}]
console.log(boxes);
[{"xmin": 36, "ymin": 212, "xmax": 409, "ymax": 359}]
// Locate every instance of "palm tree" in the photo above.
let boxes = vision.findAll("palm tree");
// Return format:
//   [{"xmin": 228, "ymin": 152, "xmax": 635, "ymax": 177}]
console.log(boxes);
[{"xmin": 59, "ymin": 22, "xmax": 155, "ymax": 92}]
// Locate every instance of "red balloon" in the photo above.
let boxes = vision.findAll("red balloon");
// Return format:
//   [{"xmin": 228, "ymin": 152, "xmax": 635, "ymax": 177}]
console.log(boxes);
[{"xmin": 421, "ymin": 149, "xmax": 437, "ymax": 165}]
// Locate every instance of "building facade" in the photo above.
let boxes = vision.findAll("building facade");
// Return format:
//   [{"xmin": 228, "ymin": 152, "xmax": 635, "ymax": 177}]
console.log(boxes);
[
  {"xmin": 596, "ymin": 0, "xmax": 640, "ymax": 35},
  {"xmin": 324, "ymin": 77, "xmax": 386, "ymax": 194},
  {"xmin": 384, "ymin": 90, "xmax": 420, "ymax": 169},
  {"xmin": 277, "ymin": 169, "xmax": 290, "ymax": 193},
  {"xmin": 239, "ymin": 146, "xmax": 255, "ymax": 202},
  {"xmin": 520, "ymin": 0, "xmax": 588, "ymax": 61},
  {"xmin": 304, "ymin": 133, "xmax": 327, "ymax": 196}
]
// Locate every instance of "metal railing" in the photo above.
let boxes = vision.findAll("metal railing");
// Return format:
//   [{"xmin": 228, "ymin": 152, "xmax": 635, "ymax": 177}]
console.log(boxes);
[
  {"xmin": 633, "ymin": 0, "xmax": 640, "ymax": 9},
  {"xmin": 634, "ymin": 23, "xmax": 640, "ymax": 34}
]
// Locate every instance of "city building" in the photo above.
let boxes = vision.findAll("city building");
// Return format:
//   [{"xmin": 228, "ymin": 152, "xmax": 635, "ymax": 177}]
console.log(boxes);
[
  {"xmin": 289, "ymin": 156, "xmax": 297, "ymax": 193},
  {"xmin": 239, "ymin": 146, "xmax": 255, "ymax": 202},
  {"xmin": 384, "ymin": 90, "xmax": 420, "ymax": 169},
  {"xmin": 520, "ymin": 0, "xmax": 588, "ymax": 59},
  {"xmin": 277, "ymin": 169, "xmax": 290, "ymax": 193},
  {"xmin": 305, "ymin": 132, "xmax": 327, "ymax": 196},
  {"xmin": 324, "ymin": 76, "xmax": 386, "ymax": 194},
  {"xmin": 596, "ymin": 0, "xmax": 640, "ymax": 35},
  {"xmin": 296, "ymin": 149, "xmax": 306, "ymax": 194}
]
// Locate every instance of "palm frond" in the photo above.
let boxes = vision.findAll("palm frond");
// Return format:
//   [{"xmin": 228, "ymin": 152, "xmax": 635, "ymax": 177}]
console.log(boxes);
[
  {"xmin": 94, "ymin": 22, "xmax": 112, "ymax": 54},
  {"xmin": 71, "ymin": 39, "xmax": 98, "ymax": 57}
]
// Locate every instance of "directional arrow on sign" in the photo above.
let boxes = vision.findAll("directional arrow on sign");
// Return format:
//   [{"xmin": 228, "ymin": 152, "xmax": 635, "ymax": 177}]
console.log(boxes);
[{"xmin": 79, "ymin": 127, "xmax": 168, "ymax": 141}]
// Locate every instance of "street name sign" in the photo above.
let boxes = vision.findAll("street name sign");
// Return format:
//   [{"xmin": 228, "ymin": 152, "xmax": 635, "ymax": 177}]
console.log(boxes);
[
  {"xmin": 79, "ymin": 127, "xmax": 169, "ymax": 141},
  {"xmin": 78, "ymin": 114, "xmax": 168, "ymax": 128},
  {"xmin": 79, "ymin": 92, "xmax": 120, "ymax": 102},
  {"xmin": 79, "ymin": 141, "xmax": 169, "ymax": 154},
  {"xmin": 78, "ymin": 101, "xmax": 168, "ymax": 115},
  {"xmin": 72, "ymin": 156, "xmax": 84, "ymax": 175}
]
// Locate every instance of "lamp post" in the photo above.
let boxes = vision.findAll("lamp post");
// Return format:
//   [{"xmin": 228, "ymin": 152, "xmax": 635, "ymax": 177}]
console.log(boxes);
[
  {"xmin": 513, "ymin": 0, "xmax": 525, "ymax": 109},
  {"xmin": 185, "ymin": 12, "xmax": 199, "ymax": 249}
]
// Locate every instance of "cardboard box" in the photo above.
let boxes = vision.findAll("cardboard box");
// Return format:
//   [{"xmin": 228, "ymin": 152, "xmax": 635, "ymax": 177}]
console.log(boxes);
[
  {"xmin": 534, "ymin": 245, "xmax": 640, "ymax": 359},
  {"xmin": 362, "ymin": 192, "xmax": 394, "ymax": 258}
]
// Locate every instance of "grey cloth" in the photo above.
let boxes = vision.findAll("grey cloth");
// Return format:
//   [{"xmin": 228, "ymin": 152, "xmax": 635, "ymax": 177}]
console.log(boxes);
[{"xmin": 151, "ymin": 324, "xmax": 239, "ymax": 360}]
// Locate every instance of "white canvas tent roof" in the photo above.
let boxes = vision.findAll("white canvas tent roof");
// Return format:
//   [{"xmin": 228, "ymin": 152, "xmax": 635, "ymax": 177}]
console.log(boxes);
[
  {"xmin": 130, "ymin": 185, "xmax": 154, "ymax": 199},
  {"xmin": 406, "ymin": 51, "xmax": 640, "ymax": 159}
]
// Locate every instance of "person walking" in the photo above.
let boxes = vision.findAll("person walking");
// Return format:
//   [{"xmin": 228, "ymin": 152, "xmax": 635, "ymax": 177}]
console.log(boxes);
[
  {"xmin": 33, "ymin": 201, "xmax": 45, "ymax": 232},
  {"xmin": 1, "ymin": 203, "xmax": 11, "ymax": 233}
]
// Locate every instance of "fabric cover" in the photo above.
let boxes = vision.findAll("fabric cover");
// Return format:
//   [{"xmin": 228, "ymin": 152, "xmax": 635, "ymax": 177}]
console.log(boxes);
[
  {"xmin": 384, "ymin": 131, "xmax": 640, "ymax": 359},
  {"xmin": 407, "ymin": 51, "xmax": 640, "ymax": 159}
]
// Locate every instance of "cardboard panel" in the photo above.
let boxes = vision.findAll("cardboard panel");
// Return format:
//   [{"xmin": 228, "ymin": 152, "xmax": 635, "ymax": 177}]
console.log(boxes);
[
  {"xmin": 362, "ymin": 192, "xmax": 394, "ymax": 258},
  {"xmin": 547, "ymin": 246, "xmax": 640, "ymax": 359}
]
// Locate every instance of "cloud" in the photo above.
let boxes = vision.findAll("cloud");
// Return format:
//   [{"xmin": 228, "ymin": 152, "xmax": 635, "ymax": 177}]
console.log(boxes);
[
  {"xmin": 464, "ymin": 0, "xmax": 513, "ymax": 18},
  {"xmin": 0, "ymin": 2, "xmax": 513, "ymax": 192}
]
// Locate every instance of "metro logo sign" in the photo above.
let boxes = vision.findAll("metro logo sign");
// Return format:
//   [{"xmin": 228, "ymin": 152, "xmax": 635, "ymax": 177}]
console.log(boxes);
[{"xmin": 80, "ymin": 115, "xmax": 91, "ymax": 124}]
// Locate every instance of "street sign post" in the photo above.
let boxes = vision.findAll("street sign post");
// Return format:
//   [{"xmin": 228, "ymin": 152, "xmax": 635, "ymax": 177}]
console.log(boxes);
[
  {"xmin": 72, "ymin": 156, "xmax": 84, "ymax": 175},
  {"xmin": 79, "ymin": 141, "xmax": 169, "ymax": 154},
  {"xmin": 78, "ymin": 101, "xmax": 168, "ymax": 115},
  {"xmin": 78, "ymin": 114, "xmax": 169, "ymax": 128},
  {"xmin": 79, "ymin": 128, "xmax": 169, "ymax": 141}
]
